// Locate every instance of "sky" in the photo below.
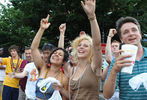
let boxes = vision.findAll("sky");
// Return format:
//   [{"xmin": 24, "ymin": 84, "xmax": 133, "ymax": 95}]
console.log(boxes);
[{"xmin": 0, "ymin": 0, "xmax": 11, "ymax": 9}]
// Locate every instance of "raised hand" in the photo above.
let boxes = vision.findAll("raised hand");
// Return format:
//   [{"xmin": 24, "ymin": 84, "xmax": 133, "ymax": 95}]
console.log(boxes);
[
  {"xmin": 108, "ymin": 29, "xmax": 117, "ymax": 38},
  {"xmin": 59, "ymin": 23, "xmax": 66, "ymax": 34},
  {"xmin": 81, "ymin": 0, "xmax": 96, "ymax": 19},
  {"xmin": 40, "ymin": 14, "xmax": 51, "ymax": 30}
]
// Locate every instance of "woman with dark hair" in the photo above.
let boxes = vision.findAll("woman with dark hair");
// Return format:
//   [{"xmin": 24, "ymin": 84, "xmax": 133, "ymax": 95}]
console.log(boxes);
[{"xmin": 31, "ymin": 15, "xmax": 69, "ymax": 100}]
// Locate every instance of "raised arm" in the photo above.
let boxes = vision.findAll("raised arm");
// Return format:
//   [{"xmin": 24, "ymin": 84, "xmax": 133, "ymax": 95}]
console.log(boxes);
[
  {"xmin": 31, "ymin": 14, "xmax": 51, "ymax": 68},
  {"xmin": 58, "ymin": 23, "xmax": 66, "ymax": 48},
  {"xmin": 81, "ymin": 0, "xmax": 102, "ymax": 72},
  {"xmin": 105, "ymin": 29, "xmax": 117, "ymax": 64}
]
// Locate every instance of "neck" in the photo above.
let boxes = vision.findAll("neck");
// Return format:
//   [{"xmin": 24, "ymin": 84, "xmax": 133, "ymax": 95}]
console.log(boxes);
[
  {"xmin": 50, "ymin": 64, "xmax": 61, "ymax": 73},
  {"xmin": 136, "ymin": 43, "xmax": 143, "ymax": 61},
  {"xmin": 12, "ymin": 55, "xmax": 19, "ymax": 59},
  {"xmin": 78, "ymin": 58, "xmax": 88, "ymax": 68}
]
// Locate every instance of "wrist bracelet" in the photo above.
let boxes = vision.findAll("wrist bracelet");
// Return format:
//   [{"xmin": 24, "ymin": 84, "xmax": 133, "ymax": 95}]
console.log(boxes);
[
  {"xmin": 108, "ymin": 36, "xmax": 112, "ymax": 38},
  {"xmin": 88, "ymin": 15, "xmax": 96, "ymax": 21}
]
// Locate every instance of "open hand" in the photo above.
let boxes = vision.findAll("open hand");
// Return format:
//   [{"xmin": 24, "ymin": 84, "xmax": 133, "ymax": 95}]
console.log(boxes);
[{"xmin": 81, "ymin": 0, "xmax": 96, "ymax": 18}]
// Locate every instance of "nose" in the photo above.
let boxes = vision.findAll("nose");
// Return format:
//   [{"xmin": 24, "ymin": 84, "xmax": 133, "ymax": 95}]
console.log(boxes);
[
  {"xmin": 26, "ymin": 53, "xmax": 31, "ymax": 57},
  {"xmin": 26, "ymin": 54, "xmax": 29, "ymax": 57},
  {"xmin": 79, "ymin": 45, "xmax": 84, "ymax": 49},
  {"xmin": 129, "ymin": 30, "xmax": 134, "ymax": 36},
  {"xmin": 54, "ymin": 53, "xmax": 59, "ymax": 56},
  {"xmin": 44, "ymin": 54, "xmax": 48, "ymax": 57}
]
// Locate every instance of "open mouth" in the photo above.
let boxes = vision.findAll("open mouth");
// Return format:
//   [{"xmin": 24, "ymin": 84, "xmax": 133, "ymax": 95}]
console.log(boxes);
[
  {"xmin": 52, "ymin": 56, "xmax": 59, "ymax": 61},
  {"xmin": 128, "ymin": 38, "xmax": 136, "ymax": 42}
]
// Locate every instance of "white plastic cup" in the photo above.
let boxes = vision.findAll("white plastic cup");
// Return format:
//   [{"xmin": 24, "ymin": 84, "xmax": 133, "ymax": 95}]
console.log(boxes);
[{"xmin": 121, "ymin": 44, "xmax": 138, "ymax": 74}]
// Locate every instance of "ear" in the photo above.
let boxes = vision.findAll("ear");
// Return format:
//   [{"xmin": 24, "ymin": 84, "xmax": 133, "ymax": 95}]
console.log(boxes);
[
  {"xmin": 140, "ymin": 32, "xmax": 142, "ymax": 39},
  {"xmin": 120, "ymin": 37, "xmax": 123, "ymax": 43}
]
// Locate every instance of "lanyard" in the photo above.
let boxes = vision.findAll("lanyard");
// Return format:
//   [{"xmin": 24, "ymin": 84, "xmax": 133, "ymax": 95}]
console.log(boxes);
[
  {"xmin": 10, "ymin": 57, "xmax": 20, "ymax": 72},
  {"xmin": 44, "ymin": 67, "xmax": 63, "ymax": 84}
]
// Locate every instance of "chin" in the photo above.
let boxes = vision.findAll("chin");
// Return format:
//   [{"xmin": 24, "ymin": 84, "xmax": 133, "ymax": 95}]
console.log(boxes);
[
  {"xmin": 128, "ymin": 42, "xmax": 138, "ymax": 45},
  {"xmin": 78, "ymin": 56, "xmax": 87, "ymax": 59}
]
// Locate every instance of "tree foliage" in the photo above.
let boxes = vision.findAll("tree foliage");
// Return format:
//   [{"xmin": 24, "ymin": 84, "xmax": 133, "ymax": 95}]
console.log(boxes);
[{"xmin": 0, "ymin": 0, "xmax": 146, "ymax": 51}]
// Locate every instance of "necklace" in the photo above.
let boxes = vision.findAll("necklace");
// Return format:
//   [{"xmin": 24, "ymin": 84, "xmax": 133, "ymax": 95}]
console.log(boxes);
[
  {"xmin": 10, "ymin": 57, "xmax": 20, "ymax": 72},
  {"xmin": 44, "ymin": 67, "xmax": 62, "ymax": 80},
  {"xmin": 69, "ymin": 64, "xmax": 88, "ymax": 100},
  {"xmin": 42, "ymin": 67, "xmax": 63, "ymax": 100}
]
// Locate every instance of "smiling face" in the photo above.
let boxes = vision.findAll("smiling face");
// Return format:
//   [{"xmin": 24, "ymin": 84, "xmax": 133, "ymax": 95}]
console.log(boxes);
[
  {"xmin": 50, "ymin": 49, "xmax": 64, "ymax": 66},
  {"xmin": 25, "ymin": 49, "xmax": 32, "ymax": 62},
  {"xmin": 77, "ymin": 39, "xmax": 91, "ymax": 59},
  {"xmin": 111, "ymin": 42, "xmax": 120, "ymax": 53},
  {"xmin": 120, "ymin": 22, "xmax": 141, "ymax": 45},
  {"xmin": 10, "ymin": 49, "xmax": 18, "ymax": 58}
]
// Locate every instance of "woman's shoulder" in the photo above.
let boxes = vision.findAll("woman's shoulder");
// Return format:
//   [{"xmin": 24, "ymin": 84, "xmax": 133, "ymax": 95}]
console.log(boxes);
[{"xmin": 62, "ymin": 72, "xmax": 69, "ymax": 82}]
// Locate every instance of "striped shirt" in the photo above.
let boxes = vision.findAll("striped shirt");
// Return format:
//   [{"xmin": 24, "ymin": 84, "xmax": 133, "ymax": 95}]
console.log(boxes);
[{"xmin": 107, "ymin": 47, "xmax": 147, "ymax": 100}]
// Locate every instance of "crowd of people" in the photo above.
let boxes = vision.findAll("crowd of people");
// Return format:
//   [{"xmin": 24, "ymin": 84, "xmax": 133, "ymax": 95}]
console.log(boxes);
[{"xmin": 0, "ymin": 0, "xmax": 147, "ymax": 100}]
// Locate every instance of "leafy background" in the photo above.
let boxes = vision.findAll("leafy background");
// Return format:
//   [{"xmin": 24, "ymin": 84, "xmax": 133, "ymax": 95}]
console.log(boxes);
[{"xmin": 0, "ymin": 0, "xmax": 147, "ymax": 54}]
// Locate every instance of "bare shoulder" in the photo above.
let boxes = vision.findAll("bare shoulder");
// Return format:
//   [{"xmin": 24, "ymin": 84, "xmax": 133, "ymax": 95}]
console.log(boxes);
[
  {"xmin": 69, "ymin": 67, "xmax": 74, "ymax": 78},
  {"xmin": 63, "ymin": 73, "xmax": 69, "ymax": 84},
  {"xmin": 62, "ymin": 73, "xmax": 69, "ymax": 90}
]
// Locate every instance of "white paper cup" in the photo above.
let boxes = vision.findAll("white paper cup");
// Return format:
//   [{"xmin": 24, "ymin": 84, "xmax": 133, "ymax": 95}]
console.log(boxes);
[{"xmin": 121, "ymin": 44, "xmax": 138, "ymax": 74}]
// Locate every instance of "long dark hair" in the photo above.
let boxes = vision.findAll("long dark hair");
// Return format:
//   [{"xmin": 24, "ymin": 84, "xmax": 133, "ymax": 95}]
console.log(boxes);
[{"xmin": 48, "ymin": 48, "xmax": 69, "ymax": 65}]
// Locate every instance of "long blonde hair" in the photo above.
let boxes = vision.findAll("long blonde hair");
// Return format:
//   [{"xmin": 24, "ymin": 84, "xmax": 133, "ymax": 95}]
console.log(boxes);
[{"xmin": 71, "ymin": 34, "xmax": 93, "ymax": 63}]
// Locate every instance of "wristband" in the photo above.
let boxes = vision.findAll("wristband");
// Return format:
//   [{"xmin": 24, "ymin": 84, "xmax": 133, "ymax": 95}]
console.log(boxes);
[{"xmin": 88, "ymin": 16, "xmax": 96, "ymax": 21}]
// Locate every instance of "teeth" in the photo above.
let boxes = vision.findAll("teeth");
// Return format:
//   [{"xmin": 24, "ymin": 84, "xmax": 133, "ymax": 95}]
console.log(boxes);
[
  {"xmin": 53, "ymin": 57, "xmax": 59, "ymax": 61},
  {"xmin": 78, "ymin": 50, "xmax": 84, "ymax": 53}
]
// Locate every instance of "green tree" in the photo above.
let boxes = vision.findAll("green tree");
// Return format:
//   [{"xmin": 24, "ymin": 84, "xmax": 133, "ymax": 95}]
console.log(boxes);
[
  {"xmin": 0, "ymin": 0, "xmax": 146, "ymax": 49},
  {"xmin": 0, "ymin": 5, "xmax": 35, "ymax": 51}
]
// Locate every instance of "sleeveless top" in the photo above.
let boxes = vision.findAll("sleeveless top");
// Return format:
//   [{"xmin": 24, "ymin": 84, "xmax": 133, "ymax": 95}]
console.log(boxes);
[{"xmin": 69, "ymin": 64, "xmax": 99, "ymax": 100}]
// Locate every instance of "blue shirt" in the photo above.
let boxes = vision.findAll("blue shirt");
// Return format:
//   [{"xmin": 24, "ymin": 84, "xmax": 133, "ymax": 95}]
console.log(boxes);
[{"xmin": 106, "ymin": 47, "xmax": 147, "ymax": 100}]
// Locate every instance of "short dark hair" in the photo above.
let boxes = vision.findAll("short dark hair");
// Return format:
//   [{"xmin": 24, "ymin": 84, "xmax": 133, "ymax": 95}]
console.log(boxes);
[
  {"xmin": 25, "ymin": 46, "xmax": 30, "ymax": 50},
  {"xmin": 48, "ymin": 48, "xmax": 69, "ymax": 64},
  {"xmin": 8, "ymin": 45, "xmax": 19, "ymax": 53},
  {"xmin": 42, "ymin": 43, "xmax": 56, "ymax": 52},
  {"xmin": 116, "ymin": 16, "xmax": 141, "ymax": 38},
  {"xmin": 112, "ymin": 40, "xmax": 120, "ymax": 44}
]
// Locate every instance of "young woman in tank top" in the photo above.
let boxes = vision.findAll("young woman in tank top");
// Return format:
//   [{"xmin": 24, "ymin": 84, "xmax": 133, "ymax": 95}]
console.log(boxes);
[{"xmin": 64, "ymin": 0, "xmax": 102, "ymax": 100}]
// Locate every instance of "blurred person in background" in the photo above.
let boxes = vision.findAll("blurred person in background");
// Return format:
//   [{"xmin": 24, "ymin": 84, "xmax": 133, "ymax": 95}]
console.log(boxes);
[{"xmin": 0, "ymin": 45, "xmax": 23, "ymax": 100}]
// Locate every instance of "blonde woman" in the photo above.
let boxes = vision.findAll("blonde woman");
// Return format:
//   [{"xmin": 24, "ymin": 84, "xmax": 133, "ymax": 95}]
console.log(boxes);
[{"xmin": 66, "ymin": 0, "xmax": 102, "ymax": 99}]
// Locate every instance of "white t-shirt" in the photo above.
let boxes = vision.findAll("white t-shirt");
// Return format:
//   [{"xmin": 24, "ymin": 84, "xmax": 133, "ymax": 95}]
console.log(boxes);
[
  {"xmin": 0, "ymin": 65, "xmax": 6, "ymax": 81},
  {"xmin": 24, "ymin": 62, "xmax": 39, "ymax": 99}
]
